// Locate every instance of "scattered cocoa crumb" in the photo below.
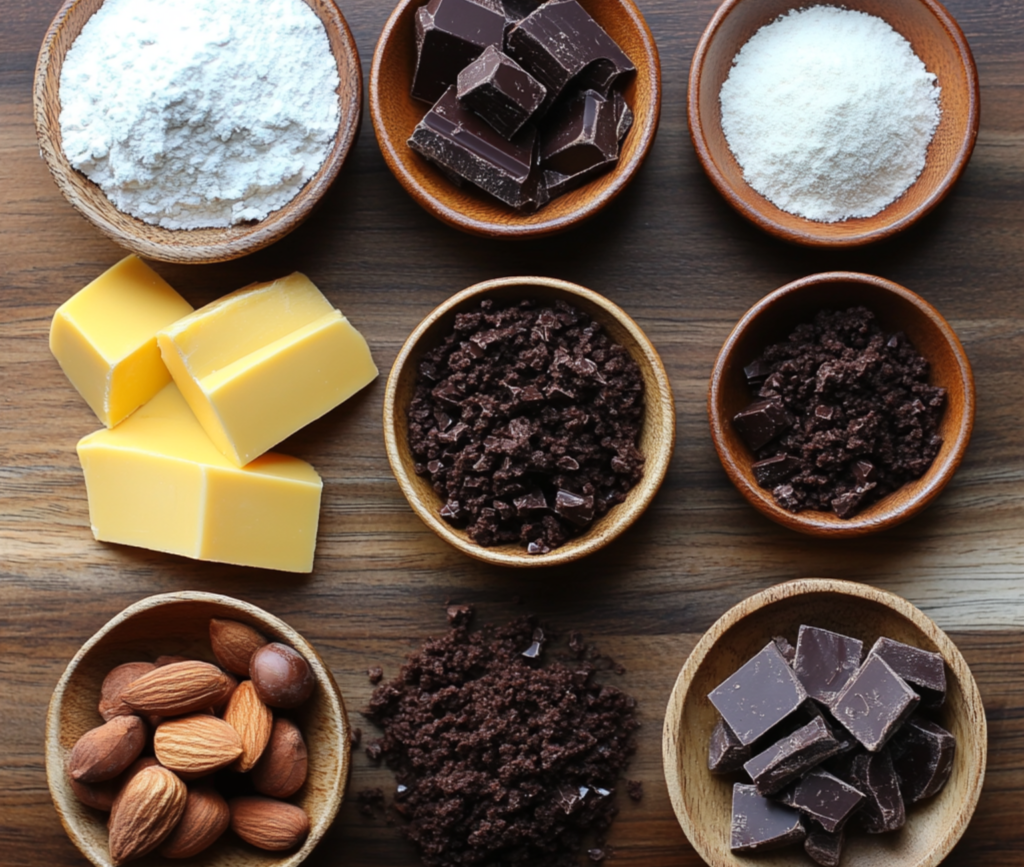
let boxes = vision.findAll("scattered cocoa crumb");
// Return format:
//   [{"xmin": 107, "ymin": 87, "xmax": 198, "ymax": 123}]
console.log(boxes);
[
  {"xmin": 627, "ymin": 780, "xmax": 644, "ymax": 801},
  {"xmin": 587, "ymin": 849, "xmax": 607, "ymax": 862},
  {"xmin": 365, "ymin": 741, "xmax": 383, "ymax": 762},
  {"xmin": 350, "ymin": 727, "xmax": 362, "ymax": 747},
  {"xmin": 357, "ymin": 787, "xmax": 385, "ymax": 819},
  {"xmin": 446, "ymin": 604, "xmax": 473, "ymax": 627},
  {"xmin": 367, "ymin": 666, "xmax": 384, "ymax": 684}
]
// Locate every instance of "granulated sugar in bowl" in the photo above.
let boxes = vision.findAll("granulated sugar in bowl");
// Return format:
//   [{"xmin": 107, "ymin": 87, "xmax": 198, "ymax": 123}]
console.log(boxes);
[{"xmin": 719, "ymin": 6, "xmax": 941, "ymax": 223}]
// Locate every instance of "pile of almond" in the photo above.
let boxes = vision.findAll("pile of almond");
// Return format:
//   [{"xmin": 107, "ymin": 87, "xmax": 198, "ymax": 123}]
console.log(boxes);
[{"xmin": 67, "ymin": 618, "xmax": 316, "ymax": 863}]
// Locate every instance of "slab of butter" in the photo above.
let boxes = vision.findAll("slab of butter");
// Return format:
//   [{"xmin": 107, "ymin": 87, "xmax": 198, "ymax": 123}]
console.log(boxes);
[
  {"xmin": 50, "ymin": 255, "xmax": 194, "ymax": 427},
  {"xmin": 77, "ymin": 383, "xmax": 323, "ymax": 573},
  {"xmin": 157, "ymin": 272, "xmax": 378, "ymax": 466}
]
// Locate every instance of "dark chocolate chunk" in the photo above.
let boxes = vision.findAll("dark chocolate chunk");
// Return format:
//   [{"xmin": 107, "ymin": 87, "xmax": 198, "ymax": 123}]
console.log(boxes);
[
  {"xmin": 853, "ymin": 459, "xmax": 878, "ymax": 484},
  {"xmin": 793, "ymin": 625, "xmax": 864, "ymax": 706},
  {"xmin": 830, "ymin": 655, "xmax": 920, "ymax": 752},
  {"xmin": 412, "ymin": 0, "xmax": 506, "ymax": 104},
  {"xmin": 868, "ymin": 637, "xmax": 946, "ymax": 708},
  {"xmin": 777, "ymin": 768, "xmax": 864, "ymax": 833},
  {"xmin": 408, "ymin": 87, "xmax": 548, "ymax": 210},
  {"xmin": 541, "ymin": 89, "xmax": 619, "ymax": 175},
  {"xmin": 753, "ymin": 454, "xmax": 802, "ymax": 488},
  {"xmin": 554, "ymin": 489, "xmax": 595, "ymax": 527},
  {"xmin": 730, "ymin": 783, "xmax": 806, "ymax": 853},
  {"xmin": 457, "ymin": 45, "xmax": 547, "ymax": 139},
  {"xmin": 831, "ymin": 483, "xmax": 877, "ymax": 519},
  {"xmin": 743, "ymin": 716, "xmax": 844, "ymax": 795},
  {"xmin": 744, "ymin": 358, "xmax": 773, "ymax": 386},
  {"xmin": 773, "ymin": 635, "xmax": 796, "ymax": 665},
  {"xmin": 506, "ymin": 0, "xmax": 635, "ymax": 110},
  {"xmin": 708, "ymin": 718, "xmax": 751, "ymax": 774},
  {"xmin": 890, "ymin": 716, "xmax": 956, "ymax": 803},
  {"xmin": 804, "ymin": 828, "xmax": 845, "ymax": 867},
  {"xmin": 847, "ymin": 749, "xmax": 905, "ymax": 833},
  {"xmin": 708, "ymin": 642, "xmax": 808, "ymax": 746},
  {"xmin": 732, "ymin": 399, "xmax": 794, "ymax": 451}
]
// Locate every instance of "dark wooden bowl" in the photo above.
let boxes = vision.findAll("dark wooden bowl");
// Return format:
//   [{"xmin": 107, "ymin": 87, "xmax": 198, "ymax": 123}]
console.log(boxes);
[
  {"xmin": 688, "ymin": 0, "xmax": 980, "ymax": 247},
  {"xmin": 382, "ymin": 276, "xmax": 675, "ymax": 567},
  {"xmin": 663, "ymin": 578, "xmax": 987, "ymax": 867},
  {"xmin": 708, "ymin": 272, "xmax": 974, "ymax": 537},
  {"xmin": 34, "ymin": 0, "xmax": 362, "ymax": 264},
  {"xmin": 369, "ymin": 0, "xmax": 661, "ymax": 239}
]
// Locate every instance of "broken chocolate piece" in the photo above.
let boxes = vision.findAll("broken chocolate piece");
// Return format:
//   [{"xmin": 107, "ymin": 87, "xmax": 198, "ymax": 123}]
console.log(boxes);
[
  {"xmin": 457, "ymin": 45, "xmax": 547, "ymax": 139},
  {"xmin": 890, "ymin": 716, "xmax": 956, "ymax": 803},
  {"xmin": 708, "ymin": 641, "xmax": 808, "ymax": 746},
  {"xmin": 753, "ymin": 454, "xmax": 802, "ymax": 488},
  {"xmin": 413, "ymin": 0, "xmax": 506, "ymax": 104},
  {"xmin": 804, "ymin": 828, "xmax": 845, "ymax": 867},
  {"xmin": 743, "ymin": 716, "xmax": 844, "ymax": 795},
  {"xmin": 554, "ymin": 489, "xmax": 594, "ymax": 527},
  {"xmin": 831, "ymin": 655, "xmax": 920, "ymax": 752},
  {"xmin": 847, "ymin": 749, "xmax": 905, "ymax": 833},
  {"xmin": 793, "ymin": 625, "xmax": 864, "ymax": 706},
  {"xmin": 708, "ymin": 718, "xmax": 751, "ymax": 774},
  {"xmin": 732, "ymin": 399, "xmax": 794, "ymax": 451},
  {"xmin": 868, "ymin": 637, "xmax": 947, "ymax": 708},
  {"xmin": 777, "ymin": 768, "xmax": 864, "ymax": 833},
  {"xmin": 744, "ymin": 358, "xmax": 773, "ymax": 386},
  {"xmin": 541, "ymin": 89, "xmax": 620, "ymax": 175},
  {"xmin": 730, "ymin": 783, "xmax": 806, "ymax": 853},
  {"xmin": 773, "ymin": 635, "xmax": 796, "ymax": 664},
  {"xmin": 831, "ymin": 483, "xmax": 876, "ymax": 519}
]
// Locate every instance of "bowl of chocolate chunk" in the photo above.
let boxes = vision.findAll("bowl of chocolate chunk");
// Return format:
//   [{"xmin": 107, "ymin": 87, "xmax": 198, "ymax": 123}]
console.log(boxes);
[
  {"xmin": 663, "ymin": 577, "xmax": 987, "ymax": 867},
  {"xmin": 369, "ymin": 0, "xmax": 661, "ymax": 238},
  {"xmin": 708, "ymin": 272, "xmax": 974, "ymax": 537},
  {"xmin": 689, "ymin": 0, "xmax": 979, "ymax": 246},
  {"xmin": 35, "ymin": 0, "xmax": 362, "ymax": 263},
  {"xmin": 383, "ymin": 276, "xmax": 674, "ymax": 566}
]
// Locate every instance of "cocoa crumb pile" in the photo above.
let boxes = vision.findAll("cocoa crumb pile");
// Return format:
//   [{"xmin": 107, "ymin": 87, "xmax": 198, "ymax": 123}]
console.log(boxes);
[
  {"xmin": 364, "ymin": 610, "xmax": 640, "ymax": 867},
  {"xmin": 741, "ymin": 306, "xmax": 946, "ymax": 517},
  {"xmin": 408, "ymin": 298, "xmax": 645, "ymax": 554}
]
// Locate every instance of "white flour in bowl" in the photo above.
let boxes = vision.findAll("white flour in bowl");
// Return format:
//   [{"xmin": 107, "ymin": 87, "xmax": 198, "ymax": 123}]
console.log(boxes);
[
  {"xmin": 59, "ymin": 0, "xmax": 341, "ymax": 230},
  {"xmin": 719, "ymin": 6, "xmax": 941, "ymax": 223}
]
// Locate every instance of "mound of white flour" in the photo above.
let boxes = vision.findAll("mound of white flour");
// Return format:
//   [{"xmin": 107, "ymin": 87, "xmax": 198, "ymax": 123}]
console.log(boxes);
[
  {"xmin": 60, "ymin": 0, "xmax": 340, "ymax": 230},
  {"xmin": 719, "ymin": 6, "xmax": 941, "ymax": 223}
]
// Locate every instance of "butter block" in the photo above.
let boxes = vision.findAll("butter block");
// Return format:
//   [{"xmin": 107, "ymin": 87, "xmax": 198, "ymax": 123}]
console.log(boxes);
[
  {"xmin": 158, "ymin": 272, "xmax": 378, "ymax": 466},
  {"xmin": 50, "ymin": 255, "xmax": 194, "ymax": 427},
  {"xmin": 77, "ymin": 383, "xmax": 322, "ymax": 573}
]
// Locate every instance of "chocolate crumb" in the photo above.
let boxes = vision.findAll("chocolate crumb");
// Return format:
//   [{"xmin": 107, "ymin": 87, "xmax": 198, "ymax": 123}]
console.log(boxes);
[
  {"xmin": 357, "ymin": 787, "xmax": 385, "ymax": 819},
  {"xmin": 446, "ymin": 604, "xmax": 473, "ymax": 627},
  {"xmin": 365, "ymin": 741, "xmax": 383, "ymax": 762},
  {"xmin": 368, "ymin": 666, "xmax": 384, "ymax": 684},
  {"xmin": 627, "ymin": 779, "xmax": 644, "ymax": 801},
  {"xmin": 350, "ymin": 727, "xmax": 362, "ymax": 747},
  {"xmin": 587, "ymin": 849, "xmax": 607, "ymax": 862}
]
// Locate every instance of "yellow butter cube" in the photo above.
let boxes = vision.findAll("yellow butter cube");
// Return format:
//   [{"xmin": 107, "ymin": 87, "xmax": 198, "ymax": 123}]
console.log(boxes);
[
  {"xmin": 158, "ymin": 272, "xmax": 378, "ymax": 466},
  {"xmin": 50, "ymin": 255, "xmax": 194, "ymax": 427},
  {"xmin": 77, "ymin": 383, "xmax": 323, "ymax": 573}
]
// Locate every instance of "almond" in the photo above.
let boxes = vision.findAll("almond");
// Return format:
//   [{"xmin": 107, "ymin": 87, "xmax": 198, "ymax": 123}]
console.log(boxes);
[
  {"xmin": 251, "ymin": 717, "xmax": 308, "ymax": 798},
  {"xmin": 222, "ymin": 680, "xmax": 273, "ymax": 772},
  {"xmin": 108, "ymin": 757, "xmax": 162, "ymax": 824},
  {"xmin": 98, "ymin": 662, "xmax": 157, "ymax": 720},
  {"xmin": 209, "ymin": 618, "xmax": 268, "ymax": 676},
  {"xmin": 158, "ymin": 785, "xmax": 230, "ymax": 859},
  {"xmin": 69, "ymin": 715, "xmax": 147, "ymax": 783},
  {"xmin": 120, "ymin": 660, "xmax": 235, "ymax": 716},
  {"xmin": 154, "ymin": 714, "xmax": 243, "ymax": 776},
  {"xmin": 229, "ymin": 796, "xmax": 310, "ymax": 851},
  {"xmin": 108, "ymin": 765, "xmax": 187, "ymax": 864},
  {"xmin": 69, "ymin": 770, "xmax": 120, "ymax": 812}
]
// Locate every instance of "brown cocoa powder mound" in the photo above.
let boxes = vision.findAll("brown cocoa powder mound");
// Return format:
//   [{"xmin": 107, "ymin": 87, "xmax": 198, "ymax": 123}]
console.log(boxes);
[{"xmin": 365, "ymin": 614, "xmax": 639, "ymax": 867}]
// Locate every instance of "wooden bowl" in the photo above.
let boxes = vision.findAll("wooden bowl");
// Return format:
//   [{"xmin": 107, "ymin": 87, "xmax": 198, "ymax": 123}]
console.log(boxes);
[
  {"xmin": 45, "ymin": 592, "xmax": 351, "ymax": 867},
  {"xmin": 708, "ymin": 272, "xmax": 974, "ymax": 537},
  {"xmin": 383, "ymin": 276, "xmax": 675, "ymax": 567},
  {"xmin": 663, "ymin": 577, "xmax": 987, "ymax": 867},
  {"xmin": 33, "ymin": 0, "xmax": 362, "ymax": 264},
  {"xmin": 369, "ymin": 0, "xmax": 661, "ymax": 239},
  {"xmin": 688, "ymin": 0, "xmax": 980, "ymax": 247}
]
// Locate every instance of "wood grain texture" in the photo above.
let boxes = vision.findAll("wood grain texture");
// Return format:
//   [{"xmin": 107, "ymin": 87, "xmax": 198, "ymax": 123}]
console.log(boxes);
[{"xmin": 1, "ymin": 0, "xmax": 1023, "ymax": 865}]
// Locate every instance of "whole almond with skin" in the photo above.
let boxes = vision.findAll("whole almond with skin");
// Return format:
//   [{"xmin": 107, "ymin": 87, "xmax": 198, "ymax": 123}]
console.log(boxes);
[
  {"xmin": 99, "ymin": 662, "xmax": 156, "ymax": 720},
  {"xmin": 159, "ymin": 785, "xmax": 230, "ymax": 859},
  {"xmin": 210, "ymin": 618, "xmax": 268, "ymax": 676},
  {"xmin": 69, "ymin": 715, "xmax": 147, "ymax": 783},
  {"xmin": 154, "ymin": 714, "xmax": 242, "ymax": 776},
  {"xmin": 108, "ymin": 765, "xmax": 187, "ymax": 864},
  {"xmin": 229, "ymin": 796, "xmax": 310, "ymax": 851},
  {"xmin": 121, "ymin": 660, "xmax": 234, "ymax": 716},
  {"xmin": 69, "ymin": 770, "xmax": 121, "ymax": 812},
  {"xmin": 222, "ymin": 680, "xmax": 272, "ymax": 772},
  {"xmin": 252, "ymin": 717, "xmax": 308, "ymax": 798}
]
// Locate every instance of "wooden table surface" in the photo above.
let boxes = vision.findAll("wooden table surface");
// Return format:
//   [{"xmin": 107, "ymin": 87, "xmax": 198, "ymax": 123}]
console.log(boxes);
[{"xmin": 1, "ymin": 0, "xmax": 1022, "ymax": 865}]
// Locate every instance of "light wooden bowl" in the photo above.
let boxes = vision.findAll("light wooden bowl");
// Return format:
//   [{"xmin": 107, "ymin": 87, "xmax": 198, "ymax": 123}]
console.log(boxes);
[
  {"xmin": 33, "ymin": 0, "xmax": 362, "ymax": 264},
  {"xmin": 383, "ymin": 276, "xmax": 675, "ymax": 567},
  {"xmin": 688, "ymin": 0, "xmax": 980, "ymax": 247},
  {"xmin": 369, "ymin": 0, "xmax": 661, "ymax": 239},
  {"xmin": 45, "ymin": 592, "xmax": 351, "ymax": 867},
  {"xmin": 708, "ymin": 272, "xmax": 974, "ymax": 537},
  {"xmin": 663, "ymin": 578, "xmax": 987, "ymax": 867}
]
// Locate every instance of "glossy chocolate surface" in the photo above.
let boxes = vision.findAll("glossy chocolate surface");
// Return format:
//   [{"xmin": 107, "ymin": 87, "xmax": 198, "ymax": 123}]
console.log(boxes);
[
  {"xmin": 457, "ymin": 45, "xmax": 546, "ymax": 139},
  {"xmin": 730, "ymin": 783, "xmax": 806, "ymax": 853},
  {"xmin": 793, "ymin": 625, "xmax": 864, "ymax": 706},
  {"xmin": 830, "ymin": 654, "xmax": 920, "ymax": 751}
]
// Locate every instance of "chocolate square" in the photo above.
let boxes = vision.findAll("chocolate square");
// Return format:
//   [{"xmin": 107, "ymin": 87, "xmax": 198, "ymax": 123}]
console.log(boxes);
[
  {"xmin": 830, "ymin": 654, "xmax": 920, "ymax": 751},
  {"xmin": 457, "ymin": 45, "xmax": 546, "ymax": 139},
  {"xmin": 730, "ymin": 783, "xmax": 806, "ymax": 853},
  {"xmin": 868, "ymin": 637, "xmax": 946, "ymax": 708},
  {"xmin": 793, "ymin": 625, "xmax": 864, "ymax": 706}
]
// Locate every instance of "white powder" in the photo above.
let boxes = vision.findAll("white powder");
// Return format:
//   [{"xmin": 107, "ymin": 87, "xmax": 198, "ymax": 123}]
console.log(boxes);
[
  {"xmin": 719, "ymin": 6, "xmax": 941, "ymax": 223},
  {"xmin": 59, "ymin": 0, "xmax": 340, "ymax": 230}
]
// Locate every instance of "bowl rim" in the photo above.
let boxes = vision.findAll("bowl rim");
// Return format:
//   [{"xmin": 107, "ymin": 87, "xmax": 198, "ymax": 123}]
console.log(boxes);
[
  {"xmin": 687, "ymin": 0, "xmax": 981, "ymax": 248},
  {"xmin": 368, "ymin": 0, "xmax": 662, "ymax": 239},
  {"xmin": 33, "ymin": 0, "xmax": 363, "ymax": 264},
  {"xmin": 662, "ymin": 577, "xmax": 988, "ymax": 867},
  {"xmin": 382, "ymin": 275, "xmax": 676, "ymax": 567},
  {"xmin": 44, "ymin": 591, "xmax": 350, "ymax": 867},
  {"xmin": 707, "ymin": 271, "xmax": 975, "ymax": 537}
]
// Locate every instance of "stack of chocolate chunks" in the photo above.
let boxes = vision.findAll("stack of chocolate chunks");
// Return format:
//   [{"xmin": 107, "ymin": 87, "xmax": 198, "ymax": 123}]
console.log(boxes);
[
  {"xmin": 707, "ymin": 626, "xmax": 955, "ymax": 866},
  {"xmin": 408, "ymin": 0, "xmax": 635, "ymax": 210}
]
